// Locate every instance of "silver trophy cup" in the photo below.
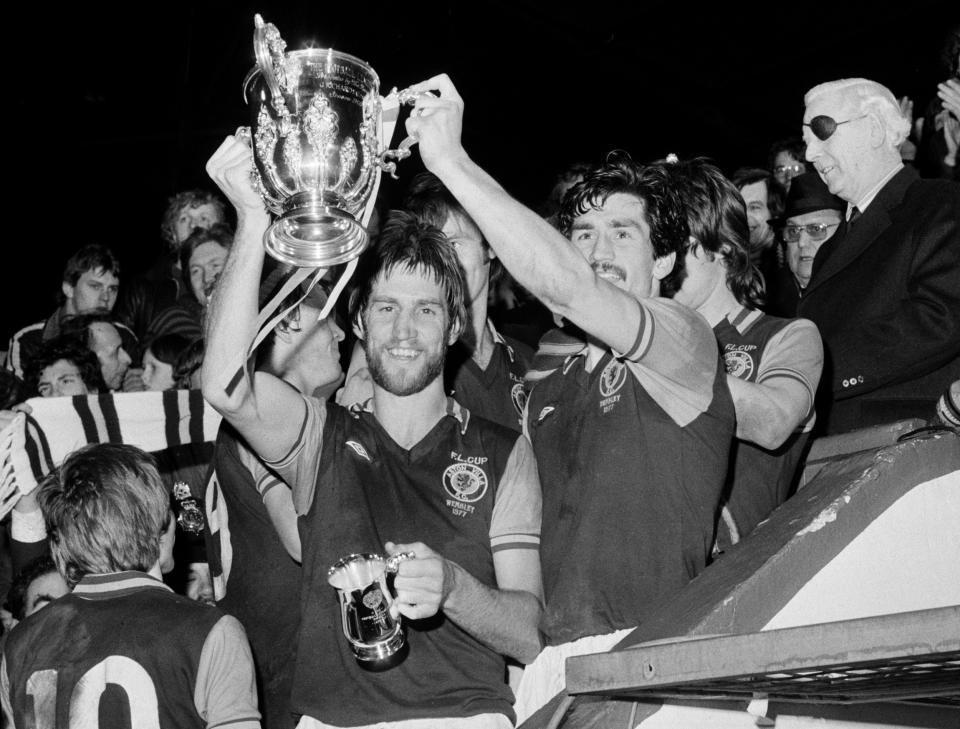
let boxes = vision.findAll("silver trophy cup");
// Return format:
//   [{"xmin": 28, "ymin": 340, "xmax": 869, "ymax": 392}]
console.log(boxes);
[
  {"xmin": 328, "ymin": 552, "xmax": 415, "ymax": 665},
  {"xmin": 243, "ymin": 15, "xmax": 415, "ymax": 267}
]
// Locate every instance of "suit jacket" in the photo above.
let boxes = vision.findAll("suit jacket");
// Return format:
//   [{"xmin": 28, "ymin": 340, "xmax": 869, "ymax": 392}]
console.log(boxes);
[{"xmin": 798, "ymin": 166, "xmax": 960, "ymax": 434}]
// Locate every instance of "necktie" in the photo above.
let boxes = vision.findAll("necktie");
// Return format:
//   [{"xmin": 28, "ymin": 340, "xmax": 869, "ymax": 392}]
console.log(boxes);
[{"xmin": 849, "ymin": 206, "xmax": 862, "ymax": 226}]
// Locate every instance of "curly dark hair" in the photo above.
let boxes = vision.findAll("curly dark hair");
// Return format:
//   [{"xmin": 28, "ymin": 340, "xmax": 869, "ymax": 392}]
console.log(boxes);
[
  {"xmin": 24, "ymin": 336, "xmax": 107, "ymax": 396},
  {"xmin": 558, "ymin": 150, "xmax": 690, "ymax": 291}
]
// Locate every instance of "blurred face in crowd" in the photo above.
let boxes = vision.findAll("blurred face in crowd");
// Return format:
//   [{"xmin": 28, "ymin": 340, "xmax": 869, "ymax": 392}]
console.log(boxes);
[
  {"xmin": 803, "ymin": 90, "xmax": 874, "ymax": 204},
  {"xmin": 24, "ymin": 571, "xmax": 70, "ymax": 617},
  {"xmin": 740, "ymin": 181, "xmax": 775, "ymax": 249},
  {"xmin": 63, "ymin": 268, "xmax": 120, "ymax": 316},
  {"xmin": 773, "ymin": 151, "xmax": 806, "ymax": 191},
  {"xmin": 38, "ymin": 359, "xmax": 91, "ymax": 398},
  {"xmin": 570, "ymin": 193, "xmax": 673, "ymax": 300},
  {"xmin": 285, "ymin": 299, "xmax": 346, "ymax": 396},
  {"xmin": 784, "ymin": 209, "xmax": 843, "ymax": 288},
  {"xmin": 442, "ymin": 212, "xmax": 492, "ymax": 307},
  {"xmin": 188, "ymin": 241, "xmax": 229, "ymax": 306},
  {"xmin": 174, "ymin": 202, "xmax": 223, "ymax": 246},
  {"xmin": 89, "ymin": 322, "xmax": 132, "ymax": 391},
  {"xmin": 142, "ymin": 348, "xmax": 177, "ymax": 391},
  {"xmin": 362, "ymin": 267, "xmax": 455, "ymax": 397}
]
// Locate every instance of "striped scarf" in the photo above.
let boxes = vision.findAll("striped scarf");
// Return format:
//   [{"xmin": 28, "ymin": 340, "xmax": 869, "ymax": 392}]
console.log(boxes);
[{"xmin": 1, "ymin": 390, "xmax": 221, "ymax": 517}]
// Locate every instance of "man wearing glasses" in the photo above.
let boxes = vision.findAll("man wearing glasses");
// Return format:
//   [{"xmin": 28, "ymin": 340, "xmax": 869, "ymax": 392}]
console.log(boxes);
[
  {"xmin": 798, "ymin": 78, "xmax": 960, "ymax": 434},
  {"xmin": 769, "ymin": 137, "xmax": 808, "ymax": 193},
  {"xmin": 778, "ymin": 171, "xmax": 846, "ymax": 302}
]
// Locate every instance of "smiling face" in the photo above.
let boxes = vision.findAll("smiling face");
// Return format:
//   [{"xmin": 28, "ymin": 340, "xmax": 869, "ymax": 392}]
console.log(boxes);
[
  {"xmin": 803, "ymin": 91, "xmax": 875, "ymax": 204},
  {"xmin": 569, "ymin": 192, "xmax": 672, "ymax": 300},
  {"xmin": 740, "ymin": 181, "xmax": 775, "ymax": 249},
  {"xmin": 188, "ymin": 240, "xmax": 229, "ymax": 306},
  {"xmin": 360, "ymin": 266, "xmax": 456, "ymax": 397}
]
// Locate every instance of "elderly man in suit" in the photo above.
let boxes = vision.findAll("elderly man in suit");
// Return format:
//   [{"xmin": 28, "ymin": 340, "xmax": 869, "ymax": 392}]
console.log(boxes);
[{"xmin": 799, "ymin": 78, "xmax": 960, "ymax": 434}]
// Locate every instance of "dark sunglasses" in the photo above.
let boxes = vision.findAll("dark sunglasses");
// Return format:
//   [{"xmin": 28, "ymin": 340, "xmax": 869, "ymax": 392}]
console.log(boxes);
[{"xmin": 804, "ymin": 114, "xmax": 867, "ymax": 141}]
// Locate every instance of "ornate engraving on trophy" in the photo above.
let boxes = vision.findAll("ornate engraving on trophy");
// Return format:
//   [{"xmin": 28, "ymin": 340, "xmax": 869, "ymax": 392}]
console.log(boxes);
[
  {"xmin": 254, "ymin": 107, "xmax": 279, "ymax": 185},
  {"xmin": 337, "ymin": 137, "xmax": 358, "ymax": 192}
]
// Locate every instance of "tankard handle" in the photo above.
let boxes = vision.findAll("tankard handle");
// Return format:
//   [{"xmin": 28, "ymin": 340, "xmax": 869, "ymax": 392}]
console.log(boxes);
[{"xmin": 384, "ymin": 551, "xmax": 416, "ymax": 574}]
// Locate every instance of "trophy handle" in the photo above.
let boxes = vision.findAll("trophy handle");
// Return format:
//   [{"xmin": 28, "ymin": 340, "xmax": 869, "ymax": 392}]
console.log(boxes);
[
  {"xmin": 253, "ymin": 14, "xmax": 288, "ymax": 118},
  {"xmin": 377, "ymin": 88, "xmax": 432, "ymax": 179},
  {"xmin": 378, "ymin": 138, "xmax": 417, "ymax": 180}
]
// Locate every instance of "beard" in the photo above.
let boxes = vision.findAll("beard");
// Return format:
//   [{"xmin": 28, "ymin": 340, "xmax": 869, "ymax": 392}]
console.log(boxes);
[{"xmin": 364, "ymin": 338, "xmax": 447, "ymax": 397}]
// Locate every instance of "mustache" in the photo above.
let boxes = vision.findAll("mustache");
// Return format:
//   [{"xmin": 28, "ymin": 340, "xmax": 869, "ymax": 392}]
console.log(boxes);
[{"xmin": 592, "ymin": 261, "xmax": 627, "ymax": 280}]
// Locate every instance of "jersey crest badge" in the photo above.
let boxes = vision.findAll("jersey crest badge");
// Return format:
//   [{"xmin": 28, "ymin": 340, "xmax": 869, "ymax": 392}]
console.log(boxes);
[
  {"xmin": 346, "ymin": 440, "xmax": 372, "ymax": 462},
  {"xmin": 723, "ymin": 350, "xmax": 755, "ymax": 380},
  {"xmin": 598, "ymin": 359, "xmax": 627, "ymax": 398},
  {"xmin": 442, "ymin": 463, "xmax": 488, "ymax": 503}
]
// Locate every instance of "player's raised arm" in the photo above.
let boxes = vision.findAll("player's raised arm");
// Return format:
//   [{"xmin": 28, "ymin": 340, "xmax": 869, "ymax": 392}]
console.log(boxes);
[
  {"xmin": 201, "ymin": 135, "xmax": 311, "ymax": 463},
  {"xmin": 404, "ymin": 75, "xmax": 651, "ymax": 355}
]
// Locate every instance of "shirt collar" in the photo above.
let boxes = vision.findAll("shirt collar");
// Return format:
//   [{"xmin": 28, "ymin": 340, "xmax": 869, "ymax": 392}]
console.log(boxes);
[
  {"xmin": 850, "ymin": 162, "xmax": 903, "ymax": 218},
  {"xmin": 350, "ymin": 396, "xmax": 472, "ymax": 435},
  {"xmin": 486, "ymin": 318, "xmax": 516, "ymax": 363},
  {"xmin": 73, "ymin": 571, "xmax": 172, "ymax": 599}
]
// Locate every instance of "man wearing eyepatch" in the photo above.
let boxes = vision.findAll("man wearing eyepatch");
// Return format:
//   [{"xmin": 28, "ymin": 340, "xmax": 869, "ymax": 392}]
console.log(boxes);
[{"xmin": 798, "ymin": 78, "xmax": 960, "ymax": 434}]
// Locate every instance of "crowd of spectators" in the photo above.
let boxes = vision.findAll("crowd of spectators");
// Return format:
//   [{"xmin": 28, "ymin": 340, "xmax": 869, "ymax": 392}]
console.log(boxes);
[{"xmin": 0, "ymin": 51, "xmax": 958, "ymax": 729}]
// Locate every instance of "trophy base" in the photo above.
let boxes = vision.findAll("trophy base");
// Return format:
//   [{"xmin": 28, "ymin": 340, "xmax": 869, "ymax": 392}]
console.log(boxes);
[
  {"xmin": 351, "ymin": 629, "xmax": 407, "ymax": 669},
  {"xmin": 264, "ymin": 206, "xmax": 369, "ymax": 268}
]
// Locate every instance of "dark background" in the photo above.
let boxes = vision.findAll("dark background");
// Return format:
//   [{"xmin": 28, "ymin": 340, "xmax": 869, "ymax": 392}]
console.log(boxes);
[{"xmin": 4, "ymin": 1, "xmax": 955, "ymax": 344}]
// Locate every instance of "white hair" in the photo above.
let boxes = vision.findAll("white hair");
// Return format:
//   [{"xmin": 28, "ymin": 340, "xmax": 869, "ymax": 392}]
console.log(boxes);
[{"xmin": 805, "ymin": 78, "xmax": 911, "ymax": 148}]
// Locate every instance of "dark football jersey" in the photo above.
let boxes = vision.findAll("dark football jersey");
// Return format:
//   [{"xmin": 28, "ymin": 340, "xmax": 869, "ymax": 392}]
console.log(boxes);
[
  {"xmin": 445, "ymin": 324, "xmax": 532, "ymax": 433},
  {"xmin": 1, "ymin": 571, "xmax": 258, "ymax": 729},
  {"xmin": 271, "ymin": 398, "xmax": 540, "ymax": 726},
  {"xmin": 713, "ymin": 306, "xmax": 821, "ymax": 543},
  {"xmin": 203, "ymin": 422, "xmax": 301, "ymax": 729}
]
